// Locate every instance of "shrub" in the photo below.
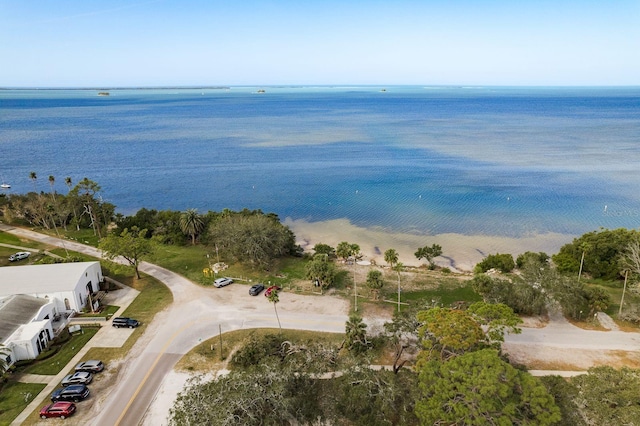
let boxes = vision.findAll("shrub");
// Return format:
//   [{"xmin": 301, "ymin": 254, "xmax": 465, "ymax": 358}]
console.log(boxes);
[
  {"xmin": 474, "ymin": 253, "xmax": 515, "ymax": 274},
  {"xmin": 516, "ymin": 251, "xmax": 549, "ymax": 268},
  {"xmin": 471, "ymin": 274, "xmax": 547, "ymax": 316},
  {"xmin": 231, "ymin": 334, "xmax": 284, "ymax": 368}
]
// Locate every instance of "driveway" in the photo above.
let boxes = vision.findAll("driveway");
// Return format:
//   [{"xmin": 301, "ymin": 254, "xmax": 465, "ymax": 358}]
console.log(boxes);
[{"xmin": 2, "ymin": 224, "xmax": 639, "ymax": 425}]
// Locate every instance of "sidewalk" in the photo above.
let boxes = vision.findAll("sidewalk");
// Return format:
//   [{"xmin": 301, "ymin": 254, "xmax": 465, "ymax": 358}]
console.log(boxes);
[{"xmin": 9, "ymin": 282, "xmax": 139, "ymax": 425}]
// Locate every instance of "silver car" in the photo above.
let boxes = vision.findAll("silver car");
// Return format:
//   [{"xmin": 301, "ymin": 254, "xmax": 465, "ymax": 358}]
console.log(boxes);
[
  {"xmin": 213, "ymin": 277, "xmax": 233, "ymax": 288},
  {"xmin": 75, "ymin": 360, "xmax": 104, "ymax": 373},
  {"xmin": 61, "ymin": 371, "xmax": 93, "ymax": 387},
  {"xmin": 9, "ymin": 251, "xmax": 30, "ymax": 262}
]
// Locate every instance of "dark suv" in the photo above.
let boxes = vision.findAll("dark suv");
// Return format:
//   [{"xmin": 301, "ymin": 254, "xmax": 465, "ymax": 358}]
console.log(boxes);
[
  {"xmin": 112, "ymin": 317, "xmax": 140, "ymax": 328},
  {"xmin": 51, "ymin": 385, "xmax": 90, "ymax": 402}
]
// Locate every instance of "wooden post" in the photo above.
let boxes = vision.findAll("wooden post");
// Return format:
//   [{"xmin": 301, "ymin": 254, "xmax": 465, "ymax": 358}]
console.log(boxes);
[
  {"xmin": 620, "ymin": 270, "xmax": 629, "ymax": 316},
  {"xmin": 219, "ymin": 324, "xmax": 223, "ymax": 360},
  {"xmin": 353, "ymin": 262, "xmax": 358, "ymax": 312},
  {"xmin": 578, "ymin": 250, "xmax": 586, "ymax": 282}
]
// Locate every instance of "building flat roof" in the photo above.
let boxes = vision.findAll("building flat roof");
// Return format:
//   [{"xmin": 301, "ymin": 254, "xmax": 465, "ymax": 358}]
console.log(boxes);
[{"xmin": 0, "ymin": 261, "xmax": 100, "ymax": 297}]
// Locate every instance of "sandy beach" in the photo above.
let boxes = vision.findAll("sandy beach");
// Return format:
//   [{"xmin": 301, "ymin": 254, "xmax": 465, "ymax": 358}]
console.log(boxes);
[{"xmin": 285, "ymin": 218, "xmax": 574, "ymax": 272}]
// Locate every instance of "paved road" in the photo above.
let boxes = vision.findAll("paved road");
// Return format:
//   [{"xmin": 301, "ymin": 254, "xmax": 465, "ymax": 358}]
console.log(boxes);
[
  {"xmin": 0, "ymin": 224, "xmax": 349, "ymax": 426},
  {"xmin": 2, "ymin": 224, "xmax": 639, "ymax": 426},
  {"xmin": 92, "ymin": 274, "xmax": 349, "ymax": 426}
]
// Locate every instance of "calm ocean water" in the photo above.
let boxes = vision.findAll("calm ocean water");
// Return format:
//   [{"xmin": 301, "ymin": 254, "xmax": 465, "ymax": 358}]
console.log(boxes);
[{"xmin": 1, "ymin": 86, "xmax": 639, "ymax": 238}]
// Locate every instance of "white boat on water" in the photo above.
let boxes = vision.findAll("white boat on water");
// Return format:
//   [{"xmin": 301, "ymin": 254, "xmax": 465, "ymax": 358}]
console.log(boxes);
[{"xmin": 1, "ymin": 183, "xmax": 10, "ymax": 189}]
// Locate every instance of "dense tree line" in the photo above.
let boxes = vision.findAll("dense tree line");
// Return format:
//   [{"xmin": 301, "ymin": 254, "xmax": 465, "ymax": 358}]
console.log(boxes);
[
  {"xmin": 2, "ymin": 179, "xmax": 300, "ymax": 273},
  {"xmin": 114, "ymin": 207, "xmax": 299, "ymax": 269},
  {"xmin": 472, "ymin": 257, "xmax": 611, "ymax": 319},
  {"xmin": 0, "ymin": 177, "xmax": 115, "ymax": 236},
  {"xmin": 552, "ymin": 228, "xmax": 640, "ymax": 280}
]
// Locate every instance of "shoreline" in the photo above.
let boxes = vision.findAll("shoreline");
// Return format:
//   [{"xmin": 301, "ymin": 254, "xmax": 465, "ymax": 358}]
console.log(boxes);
[{"xmin": 284, "ymin": 218, "xmax": 574, "ymax": 272}]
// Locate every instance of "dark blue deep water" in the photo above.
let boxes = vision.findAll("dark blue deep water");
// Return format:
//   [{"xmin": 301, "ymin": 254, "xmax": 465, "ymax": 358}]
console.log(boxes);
[{"xmin": 1, "ymin": 86, "xmax": 639, "ymax": 237}]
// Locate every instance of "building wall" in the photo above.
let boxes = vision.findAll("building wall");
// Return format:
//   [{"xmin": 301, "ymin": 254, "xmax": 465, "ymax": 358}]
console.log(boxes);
[
  {"xmin": 8, "ymin": 320, "xmax": 52, "ymax": 362},
  {"xmin": 2, "ymin": 262, "xmax": 105, "ymax": 362},
  {"xmin": 35, "ymin": 262, "xmax": 103, "ymax": 312}
]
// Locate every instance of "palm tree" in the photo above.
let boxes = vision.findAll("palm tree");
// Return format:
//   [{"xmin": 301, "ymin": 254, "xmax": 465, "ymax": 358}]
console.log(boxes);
[
  {"xmin": 393, "ymin": 262, "xmax": 404, "ymax": 312},
  {"xmin": 267, "ymin": 290, "xmax": 282, "ymax": 332},
  {"xmin": 345, "ymin": 313, "xmax": 369, "ymax": 354},
  {"xmin": 65, "ymin": 177, "xmax": 80, "ymax": 231},
  {"xmin": 48, "ymin": 175, "xmax": 56, "ymax": 201},
  {"xmin": 384, "ymin": 248, "xmax": 398, "ymax": 268},
  {"xmin": 338, "ymin": 242, "xmax": 362, "ymax": 311},
  {"xmin": 384, "ymin": 249, "xmax": 401, "ymax": 310},
  {"xmin": 29, "ymin": 171, "xmax": 37, "ymax": 193},
  {"xmin": 365, "ymin": 269, "xmax": 384, "ymax": 300},
  {"xmin": 180, "ymin": 209, "xmax": 204, "ymax": 245}
]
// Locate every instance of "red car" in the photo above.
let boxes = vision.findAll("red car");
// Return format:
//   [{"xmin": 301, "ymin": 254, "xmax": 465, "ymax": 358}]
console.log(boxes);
[
  {"xmin": 40, "ymin": 401, "xmax": 76, "ymax": 419},
  {"xmin": 264, "ymin": 285, "xmax": 281, "ymax": 297}
]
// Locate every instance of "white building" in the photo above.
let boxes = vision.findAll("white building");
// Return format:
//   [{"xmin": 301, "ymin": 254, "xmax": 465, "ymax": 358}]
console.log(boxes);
[{"xmin": 0, "ymin": 261, "xmax": 104, "ymax": 365}]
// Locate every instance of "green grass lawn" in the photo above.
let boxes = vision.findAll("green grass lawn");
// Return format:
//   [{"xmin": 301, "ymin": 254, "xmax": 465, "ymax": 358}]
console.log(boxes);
[
  {"xmin": 0, "ymin": 231, "xmax": 31, "ymax": 246},
  {"xmin": 77, "ymin": 304, "xmax": 120, "ymax": 317},
  {"xmin": 148, "ymin": 243, "xmax": 211, "ymax": 284},
  {"xmin": 0, "ymin": 231, "xmax": 49, "ymax": 267},
  {"xmin": 58, "ymin": 228, "xmax": 101, "ymax": 247},
  {"xmin": 399, "ymin": 281, "xmax": 482, "ymax": 306},
  {"xmin": 583, "ymin": 279, "xmax": 640, "ymax": 319},
  {"xmin": 0, "ymin": 382, "xmax": 47, "ymax": 425},
  {"xmin": 147, "ymin": 242, "xmax": 311, "ymax": 290},
  {"xmin": 19, "ymin": 328, "xmax": 99, "ymax": 376}
]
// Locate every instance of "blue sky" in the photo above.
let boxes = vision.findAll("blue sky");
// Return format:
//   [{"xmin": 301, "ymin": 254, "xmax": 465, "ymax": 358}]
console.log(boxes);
[{"xmin": 1, "ymin": 0, "xmax": 638, "ymax": 87}]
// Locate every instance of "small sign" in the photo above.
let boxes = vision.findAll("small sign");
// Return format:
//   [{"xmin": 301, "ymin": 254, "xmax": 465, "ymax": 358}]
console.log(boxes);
[{"xmin": 69, "ymin": 325, "xmax": 82, "ymax": 333}]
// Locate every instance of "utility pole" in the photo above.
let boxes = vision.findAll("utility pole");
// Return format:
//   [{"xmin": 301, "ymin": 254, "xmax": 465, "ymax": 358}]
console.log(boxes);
[
  {"xmin": 397, "ymin": 273, "xmax": 401, "ymax": 313},
  {"xmin": 620, "ymin": 270, "xmax": 629, "ymax": 316},
  {"xmin": 354, "ymin": 261, "xmax": 358, "ymax": 312},
  {"xmin": 578, "ymin": 250, "xmax": 586, "ymax": 282}
]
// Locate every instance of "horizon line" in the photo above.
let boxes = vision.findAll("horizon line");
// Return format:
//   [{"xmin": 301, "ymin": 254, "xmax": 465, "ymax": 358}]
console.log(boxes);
[{"xmin": 2, "ymin": 84, "xmax": 640, "ymax": 91}]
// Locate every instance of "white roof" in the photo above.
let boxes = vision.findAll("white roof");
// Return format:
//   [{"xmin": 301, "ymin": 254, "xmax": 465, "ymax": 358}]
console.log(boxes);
[
  {"xmin": 0, "ymin": 261, "xmax": 100, "ymax": 296},
  {"xmin": 10, "ymin": 319, "xmax": 49, "ymax": 341}
]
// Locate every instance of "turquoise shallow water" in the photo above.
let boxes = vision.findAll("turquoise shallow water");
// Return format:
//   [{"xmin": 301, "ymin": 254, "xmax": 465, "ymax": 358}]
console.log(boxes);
[{"xmin": 1, "ymin": 86, "xmax": 639, "ymax": 237}]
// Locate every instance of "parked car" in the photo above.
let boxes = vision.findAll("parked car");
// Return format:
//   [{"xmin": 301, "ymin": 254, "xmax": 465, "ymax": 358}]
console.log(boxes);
[
  {"xmin": 112, "ymin": 317, "xmax": 140, "ymax": 328},
  {"xmin": 40, "ymin": 401, "xmax": 77, "ymax": 419},
  {"xmin": 249, "ymin": 283, "xmax": 265, "ymax": 296},
  {"xmin": 213, "ymin": 277, "xmax": 234, "ymax": 288},
  {"xmin": 51, "ymin": 385, "xmax": 90, "ymax": 402},
  {"xmin": 8, "ymin": 251, "xmax": 30, "ymax": 262},
  {"xmin": 264, "ymin": 285, "xmax": 281, "ymax": 297},
  {"xmin": 61, "ymin": 371, "xmax": 93, "ymax": 387},
  {"xmin": 75, "ymin": 360, "xmax": 104, "ymax": 373}
]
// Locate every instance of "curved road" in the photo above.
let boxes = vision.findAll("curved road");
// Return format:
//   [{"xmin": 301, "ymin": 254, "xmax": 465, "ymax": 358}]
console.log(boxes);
[
  {"xmin": 3, "ymin": 224, "xmax": 640, "ymax": 425},
  {"xmin": 1, "ymin": 225, "xmax": 349, "ymax": 426}
]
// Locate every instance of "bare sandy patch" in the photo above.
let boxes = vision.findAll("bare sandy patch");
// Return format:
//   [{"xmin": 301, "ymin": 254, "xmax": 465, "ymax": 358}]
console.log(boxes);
[
  {"xmin": 285, "ymin": 217, "xmax": 572, "ymax": 272},
  {"xmin": 503, "ymin": 344, "xmax": 640, "ymax": 371}
]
